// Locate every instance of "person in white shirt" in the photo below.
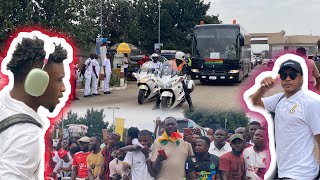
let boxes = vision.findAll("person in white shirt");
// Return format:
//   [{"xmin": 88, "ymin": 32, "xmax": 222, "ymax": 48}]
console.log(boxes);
[
  {"xmin": 52, "ymin": 149, "xmax": 72, "ymax": 178},
  {"xmin": 208, "ymin": 128, "xmax": 232, "ymax": 157},
  {"xmin": 0, "ymin": 37, "xmax": 70, "ymax": 179},
  {"xmin": 124, "ymin": 53, "xmax": 129, "ymax": 79},
  {"xmin": 83, "ymin": 54, "xmax": 94, "ymax": 97},
  {"xmin": 91, "ymin": 54, "xmax": 100, "ymax": 95},
  {"xmin": 123, "ymin": 130, "xmax": 155, "ymax": 180},
  {"xmin": 250, "ymin": 59, "xmax": 320, "ymax": 179},
  {"xmin": 243, "ymin": 128, "xmax": 270, "ymax": 180},
  {"xmin": 103, "ymin": 53, "xmax": 112, "ymax": 94}
]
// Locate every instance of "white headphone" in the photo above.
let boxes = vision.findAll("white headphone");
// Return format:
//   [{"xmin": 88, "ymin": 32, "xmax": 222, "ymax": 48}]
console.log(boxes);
[{"xmin": 24, "ymin": 42, "xmax": 55, "ymax": 97}]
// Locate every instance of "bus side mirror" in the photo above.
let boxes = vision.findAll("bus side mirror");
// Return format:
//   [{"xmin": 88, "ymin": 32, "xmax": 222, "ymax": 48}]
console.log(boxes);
[
  {"xmin": 186, "ymin": 33, "xmax": 194, "ymax": 42},
  {"xmin": 239, "ymin": 35, "xmax": 245, "ymax": 46}
]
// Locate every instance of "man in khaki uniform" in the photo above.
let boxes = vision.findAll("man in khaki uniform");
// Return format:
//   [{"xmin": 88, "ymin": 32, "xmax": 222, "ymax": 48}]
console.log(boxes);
[{"xmin": 150, "ymin": 117, "xmax": 193, "ymax": 180}]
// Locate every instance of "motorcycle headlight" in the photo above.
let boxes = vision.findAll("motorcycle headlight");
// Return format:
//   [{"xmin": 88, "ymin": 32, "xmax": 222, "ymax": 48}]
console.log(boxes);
[
  {"xmin": 159, "ymin": 83, "xmax": 172, "ymax": 89},
  {"xmin": 140, "ymin": 78, "xmax": 148, "ymax": 83}
]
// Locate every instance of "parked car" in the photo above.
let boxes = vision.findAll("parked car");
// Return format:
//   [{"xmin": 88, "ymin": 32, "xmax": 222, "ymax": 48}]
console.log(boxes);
[
  {"xmin": 251, "ymin": 58, "xmax": 257, "ymax": 69},
  {"xmin": 161, "ymin": 50, "xmax": 177, "ymax": 60},
  {"xmin": 266, "ymin": 59, "xmax": 275, "ymax": 70},
  {"xmin": 176, "ymin": 118, "xmax": 207, "ymax": 136}
]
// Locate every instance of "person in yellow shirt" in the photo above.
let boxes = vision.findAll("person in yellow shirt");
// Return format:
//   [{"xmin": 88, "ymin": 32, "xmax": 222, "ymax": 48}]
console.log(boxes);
[{"xmin": 87, "ymin": 136, "xmax": 104, "ymax": 180}]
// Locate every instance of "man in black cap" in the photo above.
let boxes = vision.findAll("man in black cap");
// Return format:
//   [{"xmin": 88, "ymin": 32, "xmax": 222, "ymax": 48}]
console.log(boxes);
[
  {"xmin": 219, "ymin": 134, "xmax": 245, "ymax": 180},
  {"xmin": 250, "ymin": 59, "xmax": 320, "ymax": 179}
]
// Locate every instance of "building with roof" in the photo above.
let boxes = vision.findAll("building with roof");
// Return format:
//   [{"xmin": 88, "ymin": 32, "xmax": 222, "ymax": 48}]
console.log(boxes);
[{"xmin": 250, "ymin": 30, "xmax": 320, "ymax": 58}]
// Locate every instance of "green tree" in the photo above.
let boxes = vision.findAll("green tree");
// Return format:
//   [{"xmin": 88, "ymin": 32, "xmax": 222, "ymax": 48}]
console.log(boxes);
[
  {"xmin": 184, "ymin": 110, "xmax": 249, "ymax": 131},
  {"xmin": 58, "ymin": 108, "xmax": 109, "ymax": 138}
]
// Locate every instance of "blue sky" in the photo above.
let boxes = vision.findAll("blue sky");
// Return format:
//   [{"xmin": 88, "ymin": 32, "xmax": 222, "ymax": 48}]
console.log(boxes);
[{"xmin": 205, "ymin": 0, "xmax": 320, "ymax": 52}]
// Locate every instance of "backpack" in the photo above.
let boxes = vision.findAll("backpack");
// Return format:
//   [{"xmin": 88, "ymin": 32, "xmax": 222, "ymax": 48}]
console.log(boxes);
[
  {"xmin": 80, "ymin": 61, "xmax": 91, "ymax": 77},
  {"xmin": 0, "ymin": 113, "xmax": 42, "ymax": 133}
]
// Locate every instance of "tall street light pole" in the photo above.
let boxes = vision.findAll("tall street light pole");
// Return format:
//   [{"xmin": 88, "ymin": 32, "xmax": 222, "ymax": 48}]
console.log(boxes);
[
  {"xmin": 107, "ymin": 107, "xmax": 120, "ymax": 130},
  {"xmin": 158, "ymin": 0, "xmax": 161, "ymax": 44},
  {"xmin": 100, "ymin": 0, "xmax": 103, "ymax": 38}
]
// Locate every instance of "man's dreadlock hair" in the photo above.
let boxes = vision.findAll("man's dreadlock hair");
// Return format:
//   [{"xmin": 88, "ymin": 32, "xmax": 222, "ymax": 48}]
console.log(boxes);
[{"xmin": 7, "ymin": 37, "xmax": 67, "ymax": 82}]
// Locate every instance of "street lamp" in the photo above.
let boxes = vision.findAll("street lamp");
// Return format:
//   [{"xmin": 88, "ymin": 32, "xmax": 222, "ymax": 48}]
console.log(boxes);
[{"xmin": 107, "ymin": 106, "xmax": 120, "ymax": 130}]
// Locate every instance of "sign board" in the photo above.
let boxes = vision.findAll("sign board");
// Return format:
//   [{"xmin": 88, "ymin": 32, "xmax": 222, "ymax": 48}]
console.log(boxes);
[
  {"xmin": 96, "ymin": 38, "xmax": 107, "ymax": 55},
  {"xmin": 154, "ymin": 43, "xmax": 163, "ymax": 52},
  {"xmin": 63, "ymin": 129, "xmax": 69, "ymax": 139},
  {"xmin": 115, "ymin": 118, "xmax": 125, "ymax": 141},
  {"xmin": 113, "ymin": 53, "xmax": 124, "ymax": 68},
  {"xmin": 102, "ymin": 129, "xmax": 109, "ymax": 140}
]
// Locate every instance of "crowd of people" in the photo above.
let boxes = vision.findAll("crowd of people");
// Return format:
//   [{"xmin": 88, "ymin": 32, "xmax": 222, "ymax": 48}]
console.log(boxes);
[{"xmin": 46, "ymin": 117, "xmax": 270, "ymax": 180}]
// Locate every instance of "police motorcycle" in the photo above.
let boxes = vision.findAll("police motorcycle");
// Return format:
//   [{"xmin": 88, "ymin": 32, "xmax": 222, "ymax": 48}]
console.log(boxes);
[
  {"xmin": 132, "ymin": 61, "xmax": 159, "ymax": 104},
  {"xmin": 156, "ymin": 61, "xmax": 195, "ymax": 110}
]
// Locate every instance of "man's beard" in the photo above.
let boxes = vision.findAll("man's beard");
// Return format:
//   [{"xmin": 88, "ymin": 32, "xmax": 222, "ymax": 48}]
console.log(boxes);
[{"xmin": 49, "ymin": 106, "xmax": 55, "ymax": 113}]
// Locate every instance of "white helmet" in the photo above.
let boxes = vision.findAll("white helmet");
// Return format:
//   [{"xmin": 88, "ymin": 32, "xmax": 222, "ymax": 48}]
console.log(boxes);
[
  {"xmin": 175, "ymin": 51, "xmax": 185, "ymax": 60},
  {"xmin": 151, "ymin": 53, "xmax": 160, "ymax": 58}
]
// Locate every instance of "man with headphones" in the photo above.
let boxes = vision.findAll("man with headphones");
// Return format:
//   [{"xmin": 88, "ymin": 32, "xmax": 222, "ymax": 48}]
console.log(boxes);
[{"xmin": 0, "ymin": 36, "xmax": 69, "ymax": 179}]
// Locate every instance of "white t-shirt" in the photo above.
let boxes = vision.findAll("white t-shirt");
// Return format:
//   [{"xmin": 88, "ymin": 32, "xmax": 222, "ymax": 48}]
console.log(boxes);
[
  {"xmin": 243, "ymin": 146, "xmax": 269, "ymax": 180},
  {"xmin": 123, "ymin": 150, "xmax": 154, "ymax": 180},
  {"xmin": 0, "ymin": 89, "xmax": 49, "ymax": 180},
  {"xmin": 53, "ymin": 153, "xmax": 73, "ymax": 177},
  {"xmin": 84, "ymin": 58, "xmax": 93, "ymax": 76},
  {"xmin": 91, "ymin": 59, "xmax": 100, "ymax": 76},
  {"xmin": 262, "ymin": 90, "xmax": 320, "ymax": 179},
  {"xmin": 208, "ymin": 141, "xmax": 232, "ymax": 157},
  {"xmin": 102, "ymin": 58, "xmax": 112, "ymax": 74},
  {"xmin": 124, "ymin": 57, "xmax": 129, "ymax": 68}
]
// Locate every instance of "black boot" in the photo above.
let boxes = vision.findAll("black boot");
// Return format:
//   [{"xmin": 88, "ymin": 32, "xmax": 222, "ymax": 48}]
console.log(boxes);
[
  {"xmin": 152, "ymin": 95, "xmax": 161, "ymax": 110},
  {"xmin": 186, "ymin": 96, "xmax": 194, "ymax": 112}
]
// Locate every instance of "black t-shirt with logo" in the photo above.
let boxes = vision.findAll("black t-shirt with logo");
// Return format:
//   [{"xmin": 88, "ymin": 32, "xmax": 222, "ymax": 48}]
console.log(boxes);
[{"xmin": 186, "ymin": 154, "xmax": 220, "ymax": 180}]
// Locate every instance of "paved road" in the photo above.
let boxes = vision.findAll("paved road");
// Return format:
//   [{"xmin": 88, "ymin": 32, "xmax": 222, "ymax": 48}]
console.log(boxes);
[{"xmin": 70, "ymin": 65, "xmax": 282, "ymax": 129}]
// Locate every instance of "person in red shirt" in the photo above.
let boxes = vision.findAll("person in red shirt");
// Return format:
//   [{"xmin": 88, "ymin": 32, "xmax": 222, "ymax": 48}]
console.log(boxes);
[
  {"xmin": 71, "ymin": 136, "xmax": 91, "ymax": 180},
  {"xmin": 137, "ymin": 55, "xmax": 149, "ymax": 67},
  {"xmin": 219, "ymin": 134, "xmax": 245, "ymax": 180},
  {"xmin": 70, "ymin": 59, "xmax": 79, "ymax": 101}
]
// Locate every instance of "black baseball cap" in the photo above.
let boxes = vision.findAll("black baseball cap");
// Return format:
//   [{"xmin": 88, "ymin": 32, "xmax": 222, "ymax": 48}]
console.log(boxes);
[{"xmin": 278, "ymin": 60, "xmax": 303, "ymax": 74}]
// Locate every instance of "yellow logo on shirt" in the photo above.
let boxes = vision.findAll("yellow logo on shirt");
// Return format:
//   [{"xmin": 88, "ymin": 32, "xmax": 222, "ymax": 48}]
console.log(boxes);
[{"xmin": 290, "ymin": 104, "xmax": 298, "ymax": 113}]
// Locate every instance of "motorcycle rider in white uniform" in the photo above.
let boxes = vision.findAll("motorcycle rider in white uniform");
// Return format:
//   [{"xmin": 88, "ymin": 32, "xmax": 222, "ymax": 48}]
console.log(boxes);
[
  {"xmin": 153, "ymin": 51, "xmax": 194, "ymax": 111},
  {"xmin": 150, "ymin": 53, "xmax": 162, "ymax": 72}
]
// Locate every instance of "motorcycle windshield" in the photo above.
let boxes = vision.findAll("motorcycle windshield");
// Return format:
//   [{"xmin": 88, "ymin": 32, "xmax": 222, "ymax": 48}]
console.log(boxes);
[{"xmin": 160, "ymin": 62, "xmax": 177, "ymax": 78}]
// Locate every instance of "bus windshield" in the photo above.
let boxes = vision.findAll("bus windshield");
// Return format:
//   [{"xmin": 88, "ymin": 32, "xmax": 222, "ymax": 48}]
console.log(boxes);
[{"xmin": 194, "ymin": 27, "xmax": 239, "ymax": 60}]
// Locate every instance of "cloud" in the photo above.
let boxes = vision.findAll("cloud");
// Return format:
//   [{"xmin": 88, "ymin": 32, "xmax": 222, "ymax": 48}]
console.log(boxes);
[{"xmin": 207, "ymin": 0, "xmax": 320, "ymax": 35}]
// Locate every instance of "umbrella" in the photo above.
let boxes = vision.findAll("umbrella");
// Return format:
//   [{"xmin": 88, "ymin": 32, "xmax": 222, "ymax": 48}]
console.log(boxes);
[
  {"xmin": 116, "ymin": 42, "xmax": 131, "ymax": 53},
  {"xmin": 109, "ymin": 43, "xmax": 140, "ymax": 54}
]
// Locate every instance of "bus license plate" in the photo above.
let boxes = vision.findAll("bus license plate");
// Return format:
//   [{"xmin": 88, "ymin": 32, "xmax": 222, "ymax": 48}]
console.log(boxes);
[{"xmin": 209, "ymin": 76, "xmax": 217, "ymax": 80}]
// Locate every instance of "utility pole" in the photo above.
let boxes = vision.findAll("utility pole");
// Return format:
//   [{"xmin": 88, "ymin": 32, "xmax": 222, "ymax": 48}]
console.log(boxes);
[
  {"xmin": 158, "ymin": 0, "xmax": 161, "ymax": 44},
  {"xmin": 100, "ymin": 0, "xmax": 103, "ymax": 38}
]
